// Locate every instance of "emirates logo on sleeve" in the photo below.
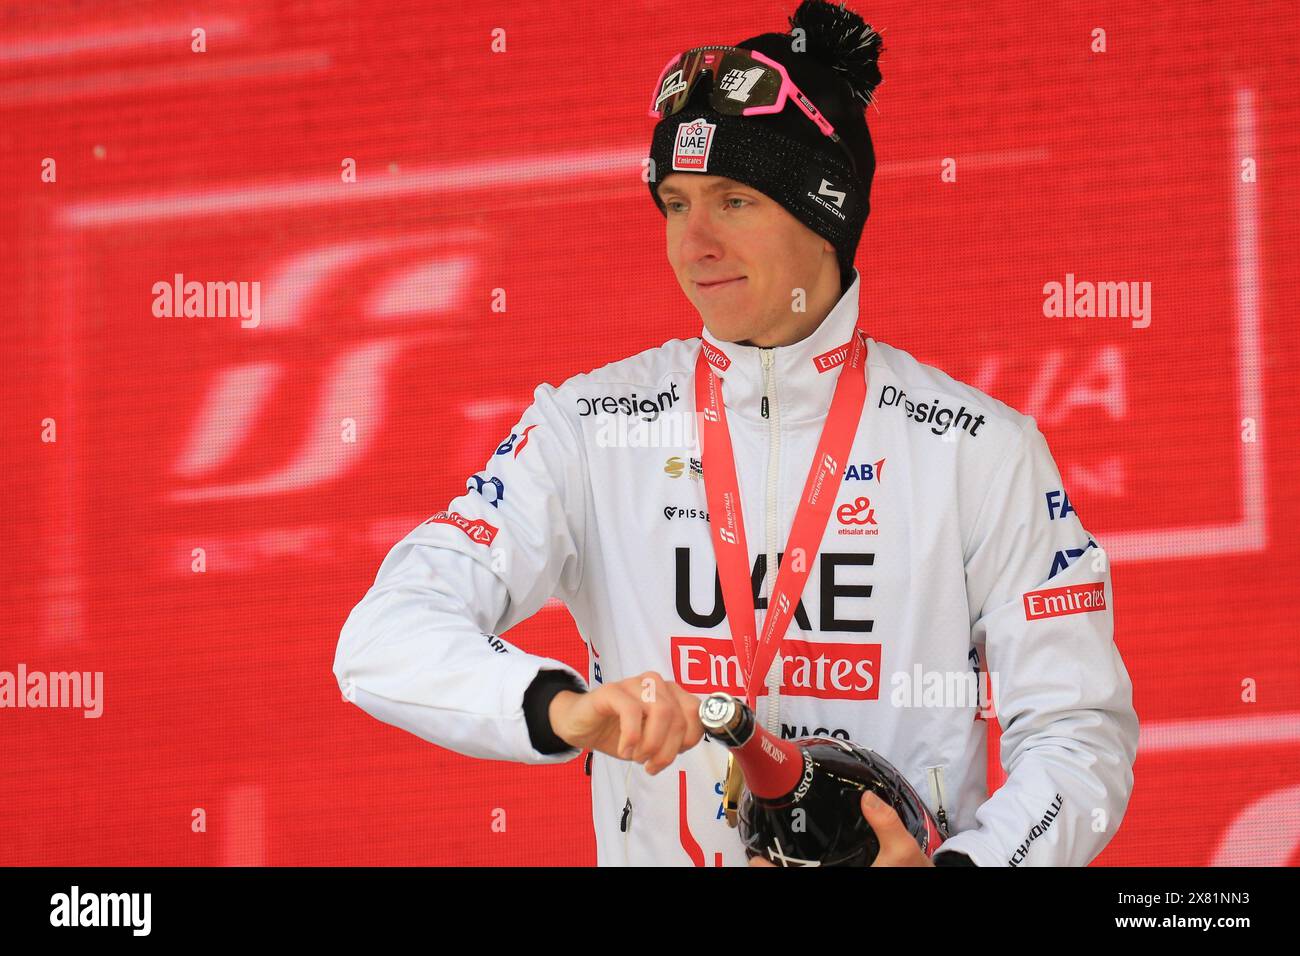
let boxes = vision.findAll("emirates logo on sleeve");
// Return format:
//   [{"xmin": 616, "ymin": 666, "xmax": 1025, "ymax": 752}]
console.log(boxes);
[
  {"xmin": 1023, "ymin": 582, "xmax": 1107, "ymax": 620},
  {"xmin": 424, "ymin": 511, "xmax": 498, "ymax": 546}
]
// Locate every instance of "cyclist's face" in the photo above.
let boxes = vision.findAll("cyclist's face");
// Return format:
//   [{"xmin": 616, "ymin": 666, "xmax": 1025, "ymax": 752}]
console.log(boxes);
[{"xmin": 658, "ymin": 173, "xmax": 836, "ymax": 345}]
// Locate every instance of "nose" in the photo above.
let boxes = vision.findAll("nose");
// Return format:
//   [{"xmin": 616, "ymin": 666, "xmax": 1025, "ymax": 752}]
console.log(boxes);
[{"xmin": 677, "ymin": 203, "xmax": 724, "ymax": 264}]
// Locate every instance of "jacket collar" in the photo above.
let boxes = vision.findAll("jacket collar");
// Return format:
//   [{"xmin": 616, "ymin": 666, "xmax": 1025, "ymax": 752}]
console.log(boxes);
[{"xmin": 698, "ymin": 268, "xmax": 866, "ymax": 425}]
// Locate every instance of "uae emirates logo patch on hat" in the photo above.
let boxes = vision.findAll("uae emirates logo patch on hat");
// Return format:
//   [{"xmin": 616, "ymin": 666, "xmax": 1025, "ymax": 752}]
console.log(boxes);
[{"xmin": 673, "ymin": 117, "xmax": 716, "ymax": 172}]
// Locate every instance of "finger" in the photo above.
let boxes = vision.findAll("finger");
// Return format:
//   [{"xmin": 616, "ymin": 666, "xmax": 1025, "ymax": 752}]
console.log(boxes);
[
  {"xmin": 634, "ymin": 678, "xmax": 675, "ymax": 765},
  {"xmin": 861, "ymin": 791, "xmax": 910, "ymax": 867},
  {"xmin": 861, "ymin": 790, "xmax": 901, "ymax": 826},
  {"xmin": 646, "ymin": 706, "xmax": 687, "ymax": 775},
  {"xmin": 670, "ymin": 684, "xmax": 707, "ymax": 750},
  {"xmin": 592, "ymin": 685, "xmax": 642, "ymax": 759}
]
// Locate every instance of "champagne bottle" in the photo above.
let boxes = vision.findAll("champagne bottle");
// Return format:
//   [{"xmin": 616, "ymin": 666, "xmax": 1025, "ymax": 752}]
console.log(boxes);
[{"xmin": 699, "ymin": 692, "xmax": 946, "ymax": 866}]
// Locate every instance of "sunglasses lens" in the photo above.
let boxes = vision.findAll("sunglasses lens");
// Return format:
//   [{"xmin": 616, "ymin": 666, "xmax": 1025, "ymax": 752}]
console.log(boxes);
[
  {"xmin": 653, "ymin": 49, "xmax": 709, "ymax": 117},
  {"xmin": 707, "ymin": 50, "xmax": 782, "ymax": 115}
]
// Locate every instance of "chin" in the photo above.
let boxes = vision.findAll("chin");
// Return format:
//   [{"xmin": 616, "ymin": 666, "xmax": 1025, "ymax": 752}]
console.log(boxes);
[{"xmin": 704, "ymin": 321, "xmax": 752, "ymax": 344}]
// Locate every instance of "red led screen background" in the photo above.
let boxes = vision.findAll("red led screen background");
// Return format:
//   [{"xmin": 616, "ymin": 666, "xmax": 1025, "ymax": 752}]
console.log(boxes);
[{"xmin": 2, "ymin": 0, "xmax": 1299, "ymax": 865}]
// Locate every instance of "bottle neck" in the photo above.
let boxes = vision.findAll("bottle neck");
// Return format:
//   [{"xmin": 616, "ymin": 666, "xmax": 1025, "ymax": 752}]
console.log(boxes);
[
  {"xmin": 701, "ymin": 694, "xmax": 805, "ymax": 799},
  {"xmin": 729, "ymin": 722, "xmax": 806, "ymax": 799}
]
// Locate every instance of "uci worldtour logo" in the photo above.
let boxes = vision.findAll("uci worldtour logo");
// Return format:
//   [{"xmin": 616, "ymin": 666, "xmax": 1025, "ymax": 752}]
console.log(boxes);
[{"xmin": 664, "ymin": 456, "xmax": 703, "ymax": 480}]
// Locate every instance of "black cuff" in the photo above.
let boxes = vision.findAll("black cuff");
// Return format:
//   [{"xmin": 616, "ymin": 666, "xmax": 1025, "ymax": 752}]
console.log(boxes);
[
  {"xmin": 932, "ymin": 850, "xmax": 977, "ymax": 866},
  {"xmin": 523, "ymin": 670, "xmax": 586, "ymax": 755}
]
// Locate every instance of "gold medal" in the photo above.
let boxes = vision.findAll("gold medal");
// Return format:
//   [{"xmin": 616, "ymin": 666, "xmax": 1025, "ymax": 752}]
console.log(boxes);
[{"xmin": 722, "ymin": 751, "xmax": 745, "ymax": 828}]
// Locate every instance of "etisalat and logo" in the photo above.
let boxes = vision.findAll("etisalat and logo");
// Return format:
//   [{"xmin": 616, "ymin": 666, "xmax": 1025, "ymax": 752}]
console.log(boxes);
[
  {"xmin": 834, "ymin": 457, "xmax": 885, "ymax": 535},
  {"xmin": 836, "ymin": 496, "xmax": 879, "ymax": 535}
]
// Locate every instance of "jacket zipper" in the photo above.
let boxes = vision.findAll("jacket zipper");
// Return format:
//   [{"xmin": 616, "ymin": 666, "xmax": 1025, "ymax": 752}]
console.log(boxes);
[
  {"xmin": 926, "ymin": 764, "xmax": 952, "ymax": 838},
  {"xmin": 760, "ymin": 349, "xmax": 783, "ymax": 735}
]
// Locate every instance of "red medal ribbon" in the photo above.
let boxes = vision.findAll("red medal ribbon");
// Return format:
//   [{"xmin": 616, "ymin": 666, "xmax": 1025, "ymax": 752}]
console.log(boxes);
[{"xmin": 694, "ymin": 326, "xmax": 870, "ymax": 709}]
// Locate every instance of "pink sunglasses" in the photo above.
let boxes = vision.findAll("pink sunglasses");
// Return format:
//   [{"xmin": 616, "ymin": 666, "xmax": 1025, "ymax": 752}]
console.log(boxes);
[{"xmin": 648, "ymin": 44, "xmax": 859, "ymax": 179}]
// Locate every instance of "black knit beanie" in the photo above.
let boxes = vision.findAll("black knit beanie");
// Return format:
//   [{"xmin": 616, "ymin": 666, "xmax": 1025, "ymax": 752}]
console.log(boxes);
[{"xmin": 647, "ymin": 0, "xmax": 884, "ymax": 290}]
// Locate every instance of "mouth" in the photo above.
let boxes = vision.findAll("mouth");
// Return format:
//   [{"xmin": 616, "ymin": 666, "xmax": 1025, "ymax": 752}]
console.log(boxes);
[{"xmin": 695, "ymin": 276, "xmax": 746, "ymax": 293}]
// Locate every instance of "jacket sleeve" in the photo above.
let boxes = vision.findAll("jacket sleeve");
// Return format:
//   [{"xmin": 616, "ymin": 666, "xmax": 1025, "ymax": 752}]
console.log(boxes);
[
  {"xmin": 332, "ymin": 381, "xmax": 590, "ymax": 765},
  {"xmin": 938, "ymin": 421, "xmax": 1139, "ymax": 867}
]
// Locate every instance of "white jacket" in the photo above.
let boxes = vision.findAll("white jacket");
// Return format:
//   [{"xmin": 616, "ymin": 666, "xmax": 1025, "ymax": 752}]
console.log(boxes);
[{"xmin": 333, "ymin": 268, "xmax": 1139, "ymax": 866}]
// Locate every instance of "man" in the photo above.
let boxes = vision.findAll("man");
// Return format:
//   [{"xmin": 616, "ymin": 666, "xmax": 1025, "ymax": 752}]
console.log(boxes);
[{"xmin": 333, "ymin": 0, "xmax": 1138, "ymax": 867}]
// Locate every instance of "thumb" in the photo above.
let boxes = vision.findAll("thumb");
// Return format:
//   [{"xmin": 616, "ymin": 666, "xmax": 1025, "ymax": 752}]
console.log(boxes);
[{"xmin": 860, "ymin": 790, "xmax": 907, "ymax": 845}]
